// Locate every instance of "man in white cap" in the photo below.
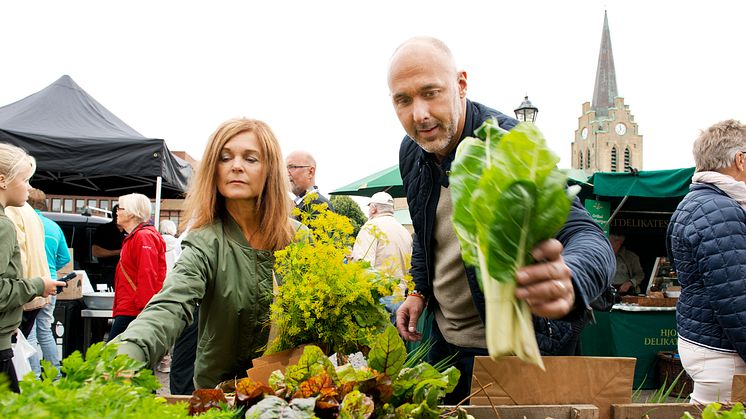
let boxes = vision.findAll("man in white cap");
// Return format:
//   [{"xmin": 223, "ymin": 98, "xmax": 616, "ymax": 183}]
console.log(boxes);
[{"xmin": 351, "ymin": 191, "xmax": 412, "ymax": 281}]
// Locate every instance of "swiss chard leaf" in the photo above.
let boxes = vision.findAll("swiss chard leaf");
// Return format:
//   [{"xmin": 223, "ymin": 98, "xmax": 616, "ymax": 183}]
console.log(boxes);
[
  {"xmin": 284, "ymin": 345, "xmax": 338, "ymax": 394},
  {"xmin": 339, "ymin": 390, "xmax": 375, "ymax": 418},
  {"xmin": 367, "ymin": 324, "xmax": 406, "ymax": 378}
]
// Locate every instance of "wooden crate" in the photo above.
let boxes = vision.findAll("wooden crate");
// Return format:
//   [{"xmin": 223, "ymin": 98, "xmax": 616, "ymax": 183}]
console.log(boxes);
[
  {"xmin": 612, "ymin": 403, "xmax": 698, "ymax": 419},
  {"xmin": 621, "ymin": 296, "xmax": 677, "ymax": 307},
  {"xmin": 458, "ymin": 404, "xmax": 599, "ymax": 419}
]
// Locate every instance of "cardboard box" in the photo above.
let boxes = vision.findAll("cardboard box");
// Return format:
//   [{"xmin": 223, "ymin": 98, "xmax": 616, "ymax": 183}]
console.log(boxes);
[
  {"xmin": 246, "ymin": 345, "xmax": 308, "ymax": 384},
  {"xmin": 57, "ymin": 270, "xmax": 84, "ymax": 300},
  {"xmin": 471, "ymin": 356, "xmax": 636, "ymax": 419},
  {"xmin": 732, "ymin": 374, "xmax": 746, "ymax": 402}
]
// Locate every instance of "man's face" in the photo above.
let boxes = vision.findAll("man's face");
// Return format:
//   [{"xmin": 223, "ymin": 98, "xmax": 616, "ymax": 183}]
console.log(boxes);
[
  {"xmin": 286, "ymin": 155, "xmax": 313, "ymax": 197},
  {"xmin": 388, "ymin": 45, "xmax": 467, "ymax": 158}
]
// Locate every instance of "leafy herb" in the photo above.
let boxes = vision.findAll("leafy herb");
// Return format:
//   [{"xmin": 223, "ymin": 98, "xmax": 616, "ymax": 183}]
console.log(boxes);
[{"xmin": 450, "ymin": 120, "xmax": 577, "ymax": 367}]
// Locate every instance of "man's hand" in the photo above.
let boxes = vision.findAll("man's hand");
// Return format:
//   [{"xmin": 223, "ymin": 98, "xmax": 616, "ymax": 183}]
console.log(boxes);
[
  {"xmin": 42, "ymin": 277, "xmax": 66, "ymax": 297},
  {"xmin": 619, "ymin": 281, "xmax": 633, "ymax": 294},
  {"xmin": 515, "ymin": 239, "xmax": 575, "ymax": 319},
  {"xmin": 396, "ymin": 295, "xmax": 425, "ymax": 342}
]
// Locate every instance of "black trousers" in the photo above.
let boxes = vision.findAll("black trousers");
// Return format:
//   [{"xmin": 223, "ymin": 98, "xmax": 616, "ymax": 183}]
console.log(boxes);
[
  {"xmin": 0, "ymin": 348, "xmax": 20, "ymax": 393},
  {"xmin": 107, "ymin": 315, "xmax": 136, "ymax": 342},
  {"xmin": 170, "ymin": 308, "xmax": 198, "ymax": 395},
  {"xmin": 427, "ymin": 318, "xmax": 488, "ymax": 406}
]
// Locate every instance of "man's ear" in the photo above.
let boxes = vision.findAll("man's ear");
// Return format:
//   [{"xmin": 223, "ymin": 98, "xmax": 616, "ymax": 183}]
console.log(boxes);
[
  {"xmin": 308, "ymin": 166, "xmax": 316, "ymax": 179},
  {"xmin": 457, "ymin": 70, "xmax": 468, "ymax": 99}
]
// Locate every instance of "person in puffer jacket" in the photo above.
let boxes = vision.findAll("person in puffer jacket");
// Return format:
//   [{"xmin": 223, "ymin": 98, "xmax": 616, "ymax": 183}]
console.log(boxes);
[{"xmin": 667, "ymin": 119, "xmax": 746, "ymax": 404}]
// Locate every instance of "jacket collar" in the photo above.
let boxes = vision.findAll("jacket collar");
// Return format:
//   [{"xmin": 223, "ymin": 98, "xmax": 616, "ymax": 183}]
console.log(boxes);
[{"xmin": 123, "ymin": 222, "xmax": 152, "ymax": 242}]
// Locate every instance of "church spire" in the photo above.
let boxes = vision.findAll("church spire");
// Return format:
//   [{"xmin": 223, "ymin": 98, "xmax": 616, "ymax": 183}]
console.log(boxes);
[{"xmin": 591, "ymin": 10, "xmax": 618, "ymax": 119}]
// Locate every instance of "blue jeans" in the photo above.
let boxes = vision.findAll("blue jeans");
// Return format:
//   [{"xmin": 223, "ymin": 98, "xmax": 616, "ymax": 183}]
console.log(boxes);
[
  {"xmin": 379, "ymin": 295, "xmax": 402, "ymax": 325},
  {"xmin": 28, "ymin": 296, "xmax": 60, "ymax": 377}
]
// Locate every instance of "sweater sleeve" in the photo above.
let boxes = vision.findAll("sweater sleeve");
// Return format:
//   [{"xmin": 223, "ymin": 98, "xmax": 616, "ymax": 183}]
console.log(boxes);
[
  {"xmin": 53, "ymin": 224, "xmax": 71, "ymax": 271},
  {"xmin": 0, "ymin": 219, "xmax": 44, "ymax": 311},
  {"xmin": 112, "ymin": 230, "xmax": 213, "ymax": 365}
]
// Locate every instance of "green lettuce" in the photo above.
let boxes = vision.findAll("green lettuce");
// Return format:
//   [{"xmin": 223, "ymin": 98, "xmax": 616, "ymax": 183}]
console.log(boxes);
[{"xmin": 450, "ymin": 120, "xmax": 577, "ymax": 367}]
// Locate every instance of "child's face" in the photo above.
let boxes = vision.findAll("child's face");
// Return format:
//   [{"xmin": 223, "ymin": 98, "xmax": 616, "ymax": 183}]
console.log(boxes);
[{"xmin": 2, "ymin": 164, "xmax": 33, "ymax": 207}]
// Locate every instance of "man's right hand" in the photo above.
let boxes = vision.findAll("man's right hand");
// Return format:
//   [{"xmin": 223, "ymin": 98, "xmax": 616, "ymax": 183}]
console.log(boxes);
[
  {"xmin": 42, "ymin": 277, "xmax": 66, "ymax": 297},
  {"xmin": 396, "ymin": 295, "xmax": 425, "ymax": 342}
]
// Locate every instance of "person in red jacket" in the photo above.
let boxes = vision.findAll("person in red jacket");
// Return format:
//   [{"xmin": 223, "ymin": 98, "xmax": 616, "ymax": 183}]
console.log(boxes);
[{"xmin": 107, "ymin": 193, "xmax": 166, "ymax": 341}]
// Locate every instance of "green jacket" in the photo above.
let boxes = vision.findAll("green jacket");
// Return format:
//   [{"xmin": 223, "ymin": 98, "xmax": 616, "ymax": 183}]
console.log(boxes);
[
  {"xmin": 0, "ymin": 206, "xmax": 44, "ymax": 350},
  {"xmin": 115, "ymin": 214, "xmax": 288, "ymax": 389}
]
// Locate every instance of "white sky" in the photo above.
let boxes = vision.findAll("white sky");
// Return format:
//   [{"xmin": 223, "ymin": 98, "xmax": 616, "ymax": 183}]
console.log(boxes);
[{"xmin": 2, "ymin": 1, "xmax": 745, "ymax": 201}]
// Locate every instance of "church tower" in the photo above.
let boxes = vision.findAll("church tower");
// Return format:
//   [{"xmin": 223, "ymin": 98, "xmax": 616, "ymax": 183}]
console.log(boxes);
[{"xmin": 571, "ymin": 11, "xmax": 643, "ymax": 174}]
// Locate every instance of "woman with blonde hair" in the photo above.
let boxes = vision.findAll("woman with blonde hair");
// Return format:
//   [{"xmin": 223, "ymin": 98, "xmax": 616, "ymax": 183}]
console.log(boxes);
[
  {"xmin": 0, "ymin": 144, "xmax": 63, "ymax": 392},
  {"xmin": 107, "ymin": 193, "xmax": 166, "ymax": 341},
  {"xmin": 112, "ymin": 118, "xmax": 298, "ymax": 389}
]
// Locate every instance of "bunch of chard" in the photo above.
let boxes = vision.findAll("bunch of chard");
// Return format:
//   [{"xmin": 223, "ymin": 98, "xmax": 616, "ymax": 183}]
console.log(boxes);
[{"xmin": 450, "ymin": 119, "xmax": 577, "ymax": 368}]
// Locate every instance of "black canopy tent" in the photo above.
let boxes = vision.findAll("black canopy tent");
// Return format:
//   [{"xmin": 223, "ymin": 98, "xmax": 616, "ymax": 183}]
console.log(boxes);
[{"xmin": 0, "ymin": 75, "xmax": 192, "ymax": 225}]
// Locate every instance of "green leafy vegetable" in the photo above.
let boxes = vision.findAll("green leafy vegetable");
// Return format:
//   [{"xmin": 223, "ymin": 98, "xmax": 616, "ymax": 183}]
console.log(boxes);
[
  {"xmin": 451, "ymin": 120, "xmax": 577, "ymax": 368},
  {"xmin": 0, "ymin": 342, "xmax": 234, "ymax": 418},
  {"xmin": 683, "ymin": 402, "xmax": 746, "ymax": 419},
  {"xmin": 368, "ymin": 324, "xmax": 407, "ymax": 378}
]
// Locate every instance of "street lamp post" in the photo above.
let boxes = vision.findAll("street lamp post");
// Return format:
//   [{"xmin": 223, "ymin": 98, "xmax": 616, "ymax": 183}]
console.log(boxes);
[{"xmin": 514, "ymin": 95, "xmax": 538, "ymax": 123}]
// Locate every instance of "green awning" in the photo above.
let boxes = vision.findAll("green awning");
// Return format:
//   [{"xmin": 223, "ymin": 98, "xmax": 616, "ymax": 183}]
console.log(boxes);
[
  {"xmin": 590, "ymin": 167, "xmax": 695, "ymax": 198},
  {"xmin": 330, "ymin": 164, "xmax": 404, "ymax": 198}
]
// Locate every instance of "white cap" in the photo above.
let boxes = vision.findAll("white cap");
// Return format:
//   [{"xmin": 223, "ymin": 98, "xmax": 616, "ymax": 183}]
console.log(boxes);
[{"xmin": 369, "ymin": 191, "xmax": 394, "ymax": 206}]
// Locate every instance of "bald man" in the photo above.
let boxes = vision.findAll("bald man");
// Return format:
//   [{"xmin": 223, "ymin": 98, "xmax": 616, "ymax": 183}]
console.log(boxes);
[
  {"xmin": 286, "ymin": 150, "xmax": 334, "ymax": 219},
  {"xmin": 390, "ymin": 36, "xmax": 615, "ymax": 403}
]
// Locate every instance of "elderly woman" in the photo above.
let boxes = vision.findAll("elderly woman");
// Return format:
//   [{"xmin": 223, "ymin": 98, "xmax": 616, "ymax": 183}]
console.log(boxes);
[
  {"xmin": 159, "ymin": 219, "xmax": 181, "ymax": 273},
  {"xmin": 0, "ymin": 144, "xmax": 62, "ymax": 392},
  {"xmin": 112, "ymin": 118, "xmax": 299, "ymax": 389},
  {"xmin": 667, "ymin": 119, "xmax": 746, "ymax": 404},
  {"xmin": 107, "ymin": 193, "xmax": 166, "ymax": 341}
]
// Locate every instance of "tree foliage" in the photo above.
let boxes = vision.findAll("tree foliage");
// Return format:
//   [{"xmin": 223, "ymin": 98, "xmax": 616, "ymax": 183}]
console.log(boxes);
[{"xmin": 330, "ymin": 195, "xmax": 367, "ymax": 237}]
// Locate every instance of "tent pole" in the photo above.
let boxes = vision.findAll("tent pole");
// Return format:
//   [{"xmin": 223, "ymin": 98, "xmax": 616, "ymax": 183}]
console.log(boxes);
[{"xmin": 155, "ymin": 176, "xmax": 162, "ymax": 231}]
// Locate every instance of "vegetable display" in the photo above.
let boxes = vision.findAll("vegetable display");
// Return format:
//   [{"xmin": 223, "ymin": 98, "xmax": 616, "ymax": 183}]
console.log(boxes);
[
  {"xmin": 450, "ymin": 120, "xmax": 577, "ymax": 368},
  {"xmin": 0, "ymin": 343, "xmax": 232, "ymax": 418}
]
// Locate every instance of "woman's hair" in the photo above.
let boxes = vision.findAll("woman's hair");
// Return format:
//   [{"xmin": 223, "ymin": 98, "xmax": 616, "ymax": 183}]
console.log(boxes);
[
  {"xmin": 160, "ymin": 219, "xmax": 177, "ymax": 236},
  {"xmin": 181, "ymin": 118, "xmax": 293, "ymax": 250},
  {"xmin": 117, "ymin": 193, "xmax": 153, "ymax": 224},
  {"xmin": 0, "ymin": 143, "xmax": 36, "ymax": 183},
  {"xmin": 693, "ymin": 119, "xmax": 746, "ymax": 171}
]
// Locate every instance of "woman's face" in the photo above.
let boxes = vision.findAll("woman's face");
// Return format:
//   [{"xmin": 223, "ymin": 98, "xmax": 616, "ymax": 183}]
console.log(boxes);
[
  {"xmin": 216, "ymin": 131, "xmax": 266, "ymax": 202},
  {"xmin": 2, "ymin": 164, "xmax": 33, "ymax": 207}
]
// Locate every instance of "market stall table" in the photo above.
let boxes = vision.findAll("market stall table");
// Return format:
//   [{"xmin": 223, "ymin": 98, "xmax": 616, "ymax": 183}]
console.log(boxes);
[
  {"xmin": 580, "ymin": 303, "xmax": 677, "ymax": 389},
  {"xmin": 80, "ymin": 309, "xmax": 113, "ymax": 356}
]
